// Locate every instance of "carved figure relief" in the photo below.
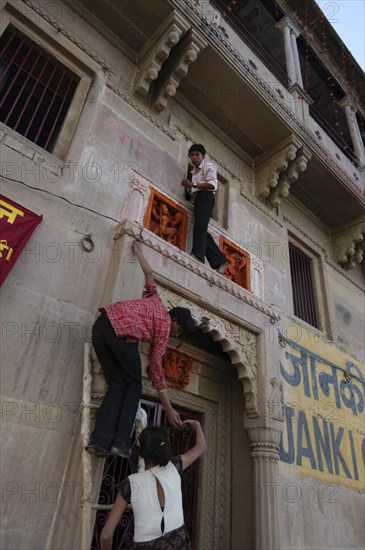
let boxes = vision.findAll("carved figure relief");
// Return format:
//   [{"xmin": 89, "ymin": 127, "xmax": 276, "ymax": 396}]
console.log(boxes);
[
  {"xmin": 220, "ymin": 236, "xmax": 251, "ymax": 290},
  {"xmin": 144, "ymin": 190, "xmax": 188, "ymax": 250},
  {"xmin": 162, "ymin": 350, "xmax": 193, "ymax": 389}
]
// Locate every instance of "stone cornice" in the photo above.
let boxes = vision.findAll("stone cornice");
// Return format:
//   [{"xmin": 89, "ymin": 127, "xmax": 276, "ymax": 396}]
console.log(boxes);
[
  {"xmin": 168, "ymin": 0, "xmax": 364, "ymax": 196},
  {"xmin": 113, "ymin": 218, "xmax": 281, "ymax": 323},
  {"xmin": 21, "ymin": 0, "xmax": 115, "ymax": 74}
]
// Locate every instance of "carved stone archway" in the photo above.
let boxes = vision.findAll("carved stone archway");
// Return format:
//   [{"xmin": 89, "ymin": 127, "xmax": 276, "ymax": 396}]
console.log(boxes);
[{"xmin": 156, "ymin": 285, "xmax": 260, "ymax": 419}]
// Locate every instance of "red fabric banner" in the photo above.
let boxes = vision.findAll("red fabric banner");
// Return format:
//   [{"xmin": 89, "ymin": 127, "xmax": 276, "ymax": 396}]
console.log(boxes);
[{"xmin": 0, "ymin": 194, "xmax": 42, "ymax": 286}]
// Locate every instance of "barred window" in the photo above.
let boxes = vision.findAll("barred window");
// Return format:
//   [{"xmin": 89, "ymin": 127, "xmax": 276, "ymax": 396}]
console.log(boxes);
[
  {"xmin": 289, "ymin": 242, "xmax": 319, "ymax": 328},
  {"xmin": 0, "ymin": 25, "xmax": 80, "ymax": 153}
]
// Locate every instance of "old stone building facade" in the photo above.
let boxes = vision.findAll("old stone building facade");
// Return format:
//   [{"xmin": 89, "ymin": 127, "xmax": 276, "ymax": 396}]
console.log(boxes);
[{"xmin": 1, "ymin": 1, "xmax": 364, "ymax": 549}]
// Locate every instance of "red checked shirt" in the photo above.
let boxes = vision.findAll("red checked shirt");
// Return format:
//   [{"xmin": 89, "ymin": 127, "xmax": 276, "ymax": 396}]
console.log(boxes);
[{"xmin": 102, "ymin": 282, "xmax": 170, "ymax": 390}]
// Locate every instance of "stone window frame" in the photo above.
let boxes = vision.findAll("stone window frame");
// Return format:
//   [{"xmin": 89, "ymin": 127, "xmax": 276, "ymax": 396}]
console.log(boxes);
[
  {"xmin": 0, "ymin": 6, "xmax": 93, "ymax": 160},
  {"xmin": 287, "ymin": 232, "xmax": 330, "ymax": 335},
  {"xmin": 212, "ymin": 171, "xmax": 229, "ymax": 229}
]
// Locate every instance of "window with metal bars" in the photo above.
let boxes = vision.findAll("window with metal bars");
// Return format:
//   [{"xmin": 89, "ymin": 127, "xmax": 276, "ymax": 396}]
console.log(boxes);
[
  {"xmin": 288, "ymin": 242, "xmax": 319, "ymax": 328},
  {"xmin": 0, "ymin": 25, "xmax": 79, "ymax": 153}
]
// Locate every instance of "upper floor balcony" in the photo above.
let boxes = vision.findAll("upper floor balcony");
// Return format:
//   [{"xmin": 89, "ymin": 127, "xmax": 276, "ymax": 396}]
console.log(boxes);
[
  {"xmin": 61, "ymin": 0, "xmax": 365, "ymax": 228},
  {"xmin": 8, "ymin": 0, "xmax": 365, "ymax": 231}
]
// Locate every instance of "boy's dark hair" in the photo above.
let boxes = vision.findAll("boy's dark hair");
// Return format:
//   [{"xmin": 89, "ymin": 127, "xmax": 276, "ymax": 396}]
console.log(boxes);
[
  {"xmin": 189, "ymin": 143, "xmax": 206, "ymax": 156},
  {"xmin": 131, "ymin": 426, "xmax": 170, "ymax": 467},
  {"xmin": 168, "ymin": 307, "xmax": 194, "ymax": 335}
]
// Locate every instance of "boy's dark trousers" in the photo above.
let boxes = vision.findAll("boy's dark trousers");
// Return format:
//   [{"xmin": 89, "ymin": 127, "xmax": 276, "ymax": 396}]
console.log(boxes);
[
  {"xmin": 191, "ymin": 190, "xmax": 227, "ymax": 268},
  {"xmin": 89, "ymin": 312, "xmax": 142, "ymax": 451}
]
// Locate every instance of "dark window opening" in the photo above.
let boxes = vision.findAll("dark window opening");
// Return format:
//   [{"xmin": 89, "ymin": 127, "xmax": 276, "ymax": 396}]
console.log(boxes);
[
  {"xmin": 297, "ymin": 37, "xmax": 356, "ymax": 163},
  {"xmin": 212, "ymin": 0, "xmax": 288, "ymax": 86},
  {"xmin": 0, "ymin": 25, "xmax": 79, "ymax": 153},
  {"xmin": 289, "ymin": 242, "xmax": 318, "ymax": 328}
]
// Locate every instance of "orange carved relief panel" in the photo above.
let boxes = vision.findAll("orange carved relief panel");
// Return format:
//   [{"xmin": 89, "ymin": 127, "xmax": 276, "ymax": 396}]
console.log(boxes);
[
  {"xmin": 163, "ymin": 350, "xmax": 193, "ymax": 390},
  {"xmin": 219, "ymin": 236, "xmax": 250, "ymax": 290},
  {"xmin": 144, "ymin": 190, "xmax": 188, "ymax": 251}
]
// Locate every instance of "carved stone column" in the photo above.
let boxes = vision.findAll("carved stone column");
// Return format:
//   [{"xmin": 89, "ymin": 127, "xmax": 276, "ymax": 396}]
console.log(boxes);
[
  {"xmin": 246, "ymin": 425, "xmax": 282, "ymax": 550},
  {"xmin": 276, "ymin": 17, "xmax": 296, "ymax": 84},
  {"xmin": 338, "ymin": 97, "xmax": 365, "ymax": 166},
  {"xmin": 290, "ymin": 26, "xmax": 303, "ymax": 87},
  {"xmin": 120, "ymin": 173, "xmax": 149, "ymax": 224}
]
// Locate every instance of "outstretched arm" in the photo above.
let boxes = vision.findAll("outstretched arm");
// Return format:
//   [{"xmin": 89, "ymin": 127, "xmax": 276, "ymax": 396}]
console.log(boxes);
[
  {"xmin": 100, "ymin": 493, "xmax": 127, "ymax": 550},
  {"xmin": 158, "ymin": 389, "xmax": 183, "ymax": 430},
  {"xmin": 132, "ymin": 241, "xmax": 154, "ymax": 283},
  {"xmin": 179, "ymin": 420, "xmax": 206, "ymax": 470}
]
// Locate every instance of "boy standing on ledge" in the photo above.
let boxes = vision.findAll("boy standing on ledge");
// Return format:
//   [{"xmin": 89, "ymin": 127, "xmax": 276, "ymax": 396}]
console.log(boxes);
[{"xmin": 181, "ymin": 143, "xmax": 228, "ymax": 273}]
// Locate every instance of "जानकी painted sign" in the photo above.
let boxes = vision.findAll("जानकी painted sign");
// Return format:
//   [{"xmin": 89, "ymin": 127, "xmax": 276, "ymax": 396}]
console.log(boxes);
[{"xmin": 279, "ymin": 326, "xmax": 364, "ymax": 490}]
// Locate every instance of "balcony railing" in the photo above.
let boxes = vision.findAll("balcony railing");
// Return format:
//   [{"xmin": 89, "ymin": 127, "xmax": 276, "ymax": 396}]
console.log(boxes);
[
  {"xmin": 309, "ymin": 104, "xmax": 358, "ymax": 165},
  {"xmin": 212, "ymin": 0, "xmax": 289, "ymax": 87}
]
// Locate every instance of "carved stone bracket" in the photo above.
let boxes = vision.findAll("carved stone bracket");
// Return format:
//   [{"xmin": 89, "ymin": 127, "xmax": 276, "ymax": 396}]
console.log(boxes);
[
  {"xmin": 333, "ymin": 218, "xmax": 365, "ymax": 269},
  {"xmin": 152, "ymin": 29, "xmax": 207, "ymax": 113},
  {"xmin": 255, "ymin": 136, "xmax": 302, "ymax": 201},
  {"xmin": 256, "ymin": 137, "xmax": 311, "ymax": 207},
  {"xmin": 133, "ymin": 12, "xmax": 190, "ymax": 97},
  {"xmin": 268, "ymin": 147, "xmax": 312, "ymax": 208}
]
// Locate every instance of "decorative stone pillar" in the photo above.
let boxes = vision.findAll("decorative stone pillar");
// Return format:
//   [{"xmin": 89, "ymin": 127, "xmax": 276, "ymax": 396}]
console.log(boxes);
[
  {"xmin": 246, "ymin": 425, "xmax": 282, "ymax": 550},
  {"xmin": 276, "ymin": 17, "xmax": 296, "ymax": 84},
  {"xmin": 120, "ymin": 173, "xmax": 149, "ymax": 224},
  {"xmin": 290, "ymin": 26, "xmax": 303, "ymax": 87},
  {"xmin": 338, "ymin": 97, "xmax": 365, "ymax": 166}
]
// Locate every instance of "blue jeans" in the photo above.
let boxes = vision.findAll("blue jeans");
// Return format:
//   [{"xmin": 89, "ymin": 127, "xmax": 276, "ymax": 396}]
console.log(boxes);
[{"xmin": 89, "ymin": 313, "xmax": 142, "ymax": 451}]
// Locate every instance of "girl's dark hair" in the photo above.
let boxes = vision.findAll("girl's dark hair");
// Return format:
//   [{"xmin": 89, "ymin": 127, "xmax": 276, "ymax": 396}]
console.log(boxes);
[{"xmin": 131, "ymin": 426, "xmax": 170, "ymax": 467}]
